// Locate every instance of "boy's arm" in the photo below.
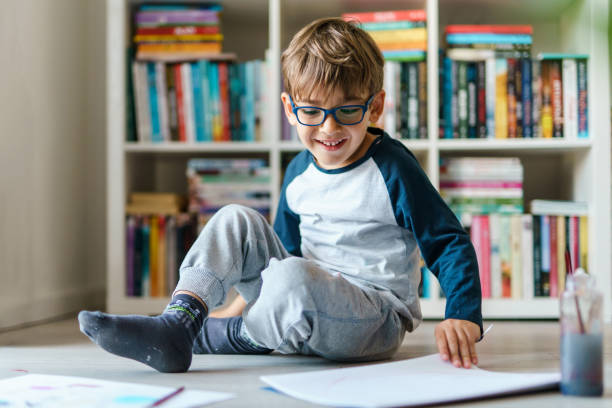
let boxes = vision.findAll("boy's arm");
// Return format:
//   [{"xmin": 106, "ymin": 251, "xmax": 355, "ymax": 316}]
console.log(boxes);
[{"xmin": 379, "ymin": 146, "xmax": 482, "ymax": 368}]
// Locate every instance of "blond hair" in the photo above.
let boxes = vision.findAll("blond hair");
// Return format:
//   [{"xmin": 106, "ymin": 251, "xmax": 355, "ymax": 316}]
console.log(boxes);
[{"xmin": 281, "ymin": 17, "xmax": 384, "ymax": 101}]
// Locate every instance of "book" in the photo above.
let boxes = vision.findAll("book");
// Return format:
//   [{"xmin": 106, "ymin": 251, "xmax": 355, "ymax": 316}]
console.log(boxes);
[
  {"xmin": 499, "ymin": 215, "xmax": 512, "ymax": 298},
  {"xmin": 521, "ymin": 215, "xmax": 534, "ymax": 299},
  {"xmin": 494, "ymin": 59, "xmax": 508, "ymax": 139},
  {"xmin": 531, "ymin": 60, "xmax": 542, "ymax": 138},
  {"xmin": 506, "ymin": 59, "xmax": 517, "ymax": 138},
  {"xmin": 445, "ymin": 25, "xmax": 533, "ymax": 35},
  {"xmin": 549, "ymin": 60, "xmax": 563, "ymax": 138},
  {"xmin": 136, "ymin": 25, "xmax": 219, "ymax": 36},
  {"xmin": 488, "ymin": 214, "xmax": 501, "ymax": 298},
  {"xmin": 576, "ymin": 58, "xmax": 588, "ymax": 138},
  {"xmin": 556, "ymin": 215, "xmax": 566, "ymax": 293},
  {"xmin": 342, "ymin": 10, "xmax": 427, "ymax": 23},
  {"xmin": 540, "ymin": 61, "xmax": 553, "ymax": 138},
  {"xmin": 447, "ymin": 33, "xmax": 532, "ymax": 45},
  {"xmin": 126, "ymin": 217, "xmax": 136, "ymax": 296},
  {"xmin": 548, "ymin": 215, "xmax": 558, "ymax": 297},
  {"xmin": 510, "ymin": 215, "xmax": 522, "ymax": 299},
  {"xmin": 521, "ymin": 58, "xmax": 533, "ymax": 138},
  {"xmin": 135, "ymin": 9, "xmax": 219, "ymax": 26},
  {"xmin": 532, "ymin": 215, "xmax": 542, "ymax": 296},
  {"xmin": 562, "ymin": 58, "xmax": 578, "ymax": 140},
  {"xmin": 540, "ymin": 215, "xmax": 550, "ymax": 296},
  {"xmin": 530, "ymin": 200, "xmax": 588, "ymax": 216},
  {"xmin": 579, "ymin": 215, "xmax": 588, "ymax": 271}
]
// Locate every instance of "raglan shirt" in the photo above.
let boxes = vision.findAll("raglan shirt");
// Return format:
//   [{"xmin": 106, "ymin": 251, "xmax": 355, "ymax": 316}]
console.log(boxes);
[{"xmin": 273, "ymin": 127, "xmax": 483, "ymax": 334}]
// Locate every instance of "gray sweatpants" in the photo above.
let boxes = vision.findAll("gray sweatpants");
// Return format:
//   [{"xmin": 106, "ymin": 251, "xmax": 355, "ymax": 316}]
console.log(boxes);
[{"xmin": 175, "ymin": 204, "xmax": 406, "ymax": 361}]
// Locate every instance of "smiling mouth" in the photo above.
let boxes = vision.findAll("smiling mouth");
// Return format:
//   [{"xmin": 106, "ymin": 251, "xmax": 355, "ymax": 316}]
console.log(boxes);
[{"xmin": 316, "ymin": 138, "xmax": 347, "ymax": 150}]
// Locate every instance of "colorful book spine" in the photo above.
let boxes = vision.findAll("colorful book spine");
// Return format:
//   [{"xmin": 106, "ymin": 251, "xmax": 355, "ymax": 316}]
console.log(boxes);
[
  {"xmin": 549, "ymin": 60, "xmax": 563, "ymax": 138},
  {"xmin": 506, "ymin": 59, "xmax": 517, "ymax": 138},
  {"xmin": 540, "ymin": 61, "xmax": 553, "ymax": 138},
  {"xmin": 570, "ymin": 216, "xmax": 580, "ymax": 272},
  {"xmin": 476, "ymin": 61, "xmax": 486, "ymax": 138},
  {"xmin": 141, "ymin": 217, "xmax": 150, "ymax": 297},
  {"xmin": 174, "ymin": 64, "xmax": 186, "ymax": 142},
  {"xmin": 418, "ymin": 61, "xmax": 427, "ymax": 139},
  {"xmin": 521, "ymin": 58, "xmax": 533, "ymax": 138},
  {"xmin": 466, "ymin": 63, "xmax": 477, "ymax": 138},
  {"xmin": 457, "ymin": 61, "xmax": 468, "ymax": 138},
  {"xmin": 489, "ymin": 214, "xmax": 501, "ymax": 298},
  {"xmin": 181, "ymin": 62, "xmax": 196, "ymax": 142},
  {"xmin": 342, "ymin": 10, "xmax": 427, "ymax": 23},
  {"xmin": 443, "ymin": 57, "xmax": 454, "ymax": 138},
  {"xmin": 485, "ymin": 58, "xmax": 496, "ymax": 138},
  {"xmin": 531, "ymin": 60, "xmax": 542, "ymax": 138},
  {"xmin": 494, "ymin": 59, "xmax": 508, "ymax": 139},
  {"xmin": 521, "ymin": 215, "xmax": 534, "ymax": 299},
  {"xmin": 532, "ymin": 215, "xmax": 542, "ymax": 296},
  {"xmin": 548, "ymin": 215, "xmax": 558, "ymax": 297},
  {"xmin": 510, "ymin": 215, "xmax": 522, "ymax": 298},
  {"xmin": 126, "ymin": 217, "xmax": 136, "ymax": 296},
  {"xmin": 407, "ymin": 62, "xmax": 419, "ymax": 139},
  {"xmin": 191, "ymin": 62, "xmax": 206, "ymax": 142},
  {"xmin": 499, "ymin": 215, "xmax": 512, "ymax": 298},
  {"xmin": 540, "ymin": 215, "xmax": 550, "ymax": 296},
  {"xmin": 579, "ymin": 215, "xmax": 588, "ymax": 271},
  {"xmin": 556, "ymin": 215, "xmax": 566, "ymax": 293},
  {"xmin": 445, "ymin": 25, "xmax": 533, "ymax": 34},
  {"xmin": 136, "ymin": 26, "xmax": 220, "ymax": 36},
  {"xmin": 562, "ymin": 58, "xmax": 578, "ymax": 140},
  {"xmin": 147, "ymin": 63, "xmax": 162, "ymax": 142},
  {"xmin": 577, "ymin": 59, "xmax": 588, "ymax": 138},
  {"xmin": 447, "ymin": 33, "xmax": 532, "ymax": 45},
  {"xmin": 135, "ymin": 10, "xmax": 219, "ymax": 25}
]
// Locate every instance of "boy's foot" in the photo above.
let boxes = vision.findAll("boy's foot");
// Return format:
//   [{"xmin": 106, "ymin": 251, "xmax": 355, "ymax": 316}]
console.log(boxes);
[
  {"xmin": 193, "ymin": 316, "xmax": 272, "ymax": 355},
  {"xmin": 78, "ymin": 294, "xmax": 207, "ymax": 372}
]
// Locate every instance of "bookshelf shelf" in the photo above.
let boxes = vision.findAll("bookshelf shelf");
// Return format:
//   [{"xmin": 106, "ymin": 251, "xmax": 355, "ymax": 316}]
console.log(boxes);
[
  {"xmin": 124, "ymin": 141, "xmax": 274, "ymax": 153},
  {"xmin": 107, "ymin": 0, "xmax": 611, "ymax": 322},
  {"xmin": 437, "ymin": 139, "xmax": 592, "ymax": 153}
]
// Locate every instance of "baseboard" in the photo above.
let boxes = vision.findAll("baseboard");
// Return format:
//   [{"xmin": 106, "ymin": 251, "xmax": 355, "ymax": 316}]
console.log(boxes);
[{"xmin": 0, "ymin": 287, "xmax": 106, "ymax": 330}]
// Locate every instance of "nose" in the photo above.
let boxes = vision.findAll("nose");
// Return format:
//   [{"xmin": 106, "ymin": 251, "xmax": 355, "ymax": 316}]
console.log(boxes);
[{"xmin": 320, "ymin": 111, "xmax": 342, "ymax": 133}]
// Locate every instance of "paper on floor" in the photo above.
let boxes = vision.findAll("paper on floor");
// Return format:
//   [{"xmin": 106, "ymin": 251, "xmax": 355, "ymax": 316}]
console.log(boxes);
[
  {"xmin": 260, "ymin": 354, "xmax": 560, "ymax": 407},
  {"xmin": 0, "ymin": 373, "xmax": 234, "ymax": 407}
]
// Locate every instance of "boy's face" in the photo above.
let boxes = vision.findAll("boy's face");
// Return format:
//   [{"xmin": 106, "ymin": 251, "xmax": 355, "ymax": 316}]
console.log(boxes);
[{"xmin": 281, "ymin": 88, "xmax": 385, "ymax": 170}]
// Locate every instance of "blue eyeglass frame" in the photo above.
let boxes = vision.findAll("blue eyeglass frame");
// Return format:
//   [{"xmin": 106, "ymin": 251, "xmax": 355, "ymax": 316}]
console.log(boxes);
[{"xmin": 289, "ymin": 94, "xmax": 375, "ymax": 126}]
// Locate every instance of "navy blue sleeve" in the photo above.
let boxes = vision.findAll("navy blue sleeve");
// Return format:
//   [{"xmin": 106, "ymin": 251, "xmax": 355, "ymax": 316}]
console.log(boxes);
[
  {"xmin": 374, "ymin": 139, "xmax": 483, "ymax": 334},
  {"xmin": 273, "ymin": 152, "xmax": 309, "ymax": 257}
]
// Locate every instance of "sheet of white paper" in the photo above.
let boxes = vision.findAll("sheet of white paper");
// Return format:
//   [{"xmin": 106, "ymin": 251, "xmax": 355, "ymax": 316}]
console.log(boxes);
[
  {"xmin": 261, "ymin": 354, "xmax": 560, "ymax": 407},
  {"xmin": 0, "ymin": 374, "xmax": 234, "ymax": 408}
]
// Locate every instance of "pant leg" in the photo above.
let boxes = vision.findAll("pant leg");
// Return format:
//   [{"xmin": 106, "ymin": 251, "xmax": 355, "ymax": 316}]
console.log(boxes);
[
  {"xmin": 243, "ymin": 257, "xmax": 406, "ymax": 362},
  {"xmin": 175, "ymin": 204, "xmax": 290, "ymax": 310}
]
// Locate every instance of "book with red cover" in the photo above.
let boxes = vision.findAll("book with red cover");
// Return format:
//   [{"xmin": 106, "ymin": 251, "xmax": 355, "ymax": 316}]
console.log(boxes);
[
  {"xmin": 549, "ymin": 60, "xmax": 563, "ymax": 138},
  {"xmin": 342, "ymin": 10, "xmax": 426, "ymax": 23},
  {"xmin": 218, "ymin": 62, "xmax": 231, "ymax": 141},
  {"xmin": 174, "ymin": 64, "xmax": 186, "ymax": 142},
  {"xmin": 445, "ymin": 25, "xmax": 533, "ymax": 35}
]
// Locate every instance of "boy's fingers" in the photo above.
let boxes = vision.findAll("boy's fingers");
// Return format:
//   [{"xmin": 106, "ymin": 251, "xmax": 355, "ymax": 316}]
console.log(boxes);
[
  {"xmin": 444, "ymin": 328, "xmax": 461, "ymax": 367},
  {"xmin": 455, "ymin": 329, "xmax": 472, "ymax": 368},
  {"xmin": 435, "ymin": 329, "xmax": 450, "ymax": 361},
  {"xmin": 464, "ymin": 327, "xmax": 478, "ymax": 365}
]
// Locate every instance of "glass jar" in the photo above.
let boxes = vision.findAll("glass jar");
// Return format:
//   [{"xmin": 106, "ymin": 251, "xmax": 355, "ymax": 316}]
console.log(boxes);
[{"xmin": 560, "ymin": 268, "xmax": 604, "ymax": 396}]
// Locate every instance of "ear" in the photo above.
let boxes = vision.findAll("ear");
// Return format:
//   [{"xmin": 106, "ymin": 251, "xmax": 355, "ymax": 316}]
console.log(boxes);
[
  {"xmin": 280, "ymin": 92, "xmax": 298, "ymax": 126},
  {"xmin": 367, "ymin": 90, "xmax": 385, "ymax": 124}
]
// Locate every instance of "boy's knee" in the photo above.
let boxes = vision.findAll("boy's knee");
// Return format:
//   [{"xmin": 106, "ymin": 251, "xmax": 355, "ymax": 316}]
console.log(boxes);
[
  {"xmin": 213, "ymin": 204, "xmax": 265, "ymax": 226},
  {"xmin": 261, "ymin": 258, "xmax": 318, "ymax": 296}
]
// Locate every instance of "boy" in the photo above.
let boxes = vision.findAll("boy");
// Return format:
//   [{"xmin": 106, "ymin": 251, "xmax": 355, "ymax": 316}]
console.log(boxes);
[{"xmin": 79, "ymin": 17, "xmax": 482, "ymax": 373}]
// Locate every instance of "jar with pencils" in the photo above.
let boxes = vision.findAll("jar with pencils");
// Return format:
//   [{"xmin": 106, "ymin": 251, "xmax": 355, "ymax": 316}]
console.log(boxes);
[{"xmin": 560, "ymin": 266, "xmax": 604, "ymax": 396}]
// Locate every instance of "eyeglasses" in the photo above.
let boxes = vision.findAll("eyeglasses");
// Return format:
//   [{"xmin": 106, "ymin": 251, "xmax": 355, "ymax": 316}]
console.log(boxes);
[{"xmin": 289, "ymin": 94, "xmax": 375, "ymax": 126}]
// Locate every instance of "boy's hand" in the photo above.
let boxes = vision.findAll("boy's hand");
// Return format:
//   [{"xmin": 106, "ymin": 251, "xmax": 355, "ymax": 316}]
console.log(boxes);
[{"xmin": 435, "ymin": 319, "xmax": 480, "ymax": 368}]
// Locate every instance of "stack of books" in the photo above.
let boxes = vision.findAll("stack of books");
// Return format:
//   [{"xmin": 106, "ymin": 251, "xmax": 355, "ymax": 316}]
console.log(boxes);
[
  {"xmin": 439, "ymin": 157, "xmax": 524, "ymax": 223},
  {"xmin": 535, "ymin": 54, "xmax": 588, "ymax": 139},
  {"xmin": 133, "ymin": 3, "xmax": 229, "ymax": 61},
  {"xmin": 468, "ymin": 200, "xmax": 588, "ymax": 300},
  {"xmin": 341, "ymin": 10, "xmax": 428, "ymax": 139},
  {"xmin": 187, "ymin": 159, "xmax": 271, "ymax": 228},
  {"xmin": 131, "ymin": 59, "xmax": 266, "ymax": 143},
  {"xmin": 342, "ymin": 9, "xmax": 427, "ymax": 62},
  {"xmin": 439, "ymin": 25, "xmax": 589, "ymax": 140}
]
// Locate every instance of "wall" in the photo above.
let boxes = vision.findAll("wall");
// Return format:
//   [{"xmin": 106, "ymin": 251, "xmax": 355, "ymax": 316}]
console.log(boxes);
[{"xmin": 0, "ymin": 0, "xmax": 106, "ymax": 329}]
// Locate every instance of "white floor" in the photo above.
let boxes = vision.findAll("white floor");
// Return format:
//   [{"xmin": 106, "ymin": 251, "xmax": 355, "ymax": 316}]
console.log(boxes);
[{"xmin": 0, "ymin": 317, "xmax": 610, "ymax": 407}]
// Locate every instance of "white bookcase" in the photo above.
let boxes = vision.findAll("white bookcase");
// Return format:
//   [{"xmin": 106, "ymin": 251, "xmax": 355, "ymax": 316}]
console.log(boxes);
[{"xmin": 106, "ymin": 0, "xmax": 611, "ymax": 321}]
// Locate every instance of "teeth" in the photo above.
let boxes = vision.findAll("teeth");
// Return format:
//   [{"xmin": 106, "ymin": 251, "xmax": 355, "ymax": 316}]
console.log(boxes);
[{"xmin": 321, "ymin": 140, "xmax": 343, "ymax": 146}]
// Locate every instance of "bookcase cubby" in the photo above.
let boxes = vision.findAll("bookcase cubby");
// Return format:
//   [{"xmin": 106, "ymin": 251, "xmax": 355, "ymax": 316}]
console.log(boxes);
[{"xmin": 107, "ymin": 0, "xmax": 611, "ymax": 321}]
